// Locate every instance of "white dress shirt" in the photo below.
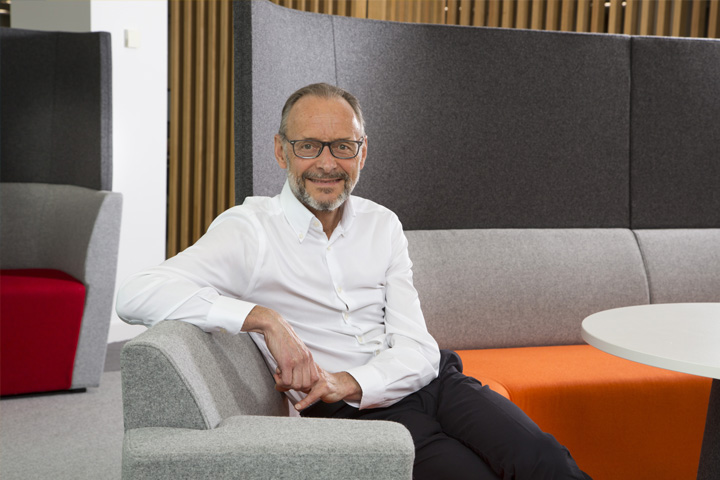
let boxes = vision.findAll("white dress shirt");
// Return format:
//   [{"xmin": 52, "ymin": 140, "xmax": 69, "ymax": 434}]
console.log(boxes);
[{"xmin": 116, "ymin": 181, "xmax": 440, "ymax": 409}]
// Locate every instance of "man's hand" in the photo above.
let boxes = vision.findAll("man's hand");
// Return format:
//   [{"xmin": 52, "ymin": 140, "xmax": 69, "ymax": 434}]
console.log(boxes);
[
  {"xmin": 242, "ymin": 305, "xmax": 319, "ymax": 393},
  {"xmin": 292, "ymin": 368, "xmax": 363, "ymax": 412}
]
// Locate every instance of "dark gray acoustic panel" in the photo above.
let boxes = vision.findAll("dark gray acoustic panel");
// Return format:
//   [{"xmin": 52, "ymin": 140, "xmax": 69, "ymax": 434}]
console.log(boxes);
[
  {"xmin": 334, "ymin": 22, "xmax": 631, "ymax": 229},
  {"xmin": 0, "ymin": 28, "xmax": 112, "ymax": 191},
  {"xmin": 234, "ymin": 0, "xmax": 336, "ymax": 202},
  {"xmin": 235, "ymin": 1, "xmax": 633, "ymax": 229},
  {"xmin": 630, "ymin": 36, "xmax": 720, "ymax": 228}
]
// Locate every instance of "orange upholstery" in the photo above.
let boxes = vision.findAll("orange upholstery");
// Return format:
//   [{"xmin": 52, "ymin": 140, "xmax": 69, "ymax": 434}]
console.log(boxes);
[{"xmin": 457, "ymin": 345, "xmax": 712, "ymax": 480}]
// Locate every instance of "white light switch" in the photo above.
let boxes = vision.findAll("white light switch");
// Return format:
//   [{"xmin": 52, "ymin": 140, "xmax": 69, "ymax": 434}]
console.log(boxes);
[{"xmin": 125, "ymin": 29, "xmax": 141, "ymax": 49}]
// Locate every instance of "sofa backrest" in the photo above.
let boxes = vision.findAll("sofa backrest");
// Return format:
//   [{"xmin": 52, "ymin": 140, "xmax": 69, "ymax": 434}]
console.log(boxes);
[
  {"xmin": 407, "ymin": 229, "xmax": 651, "ymax": 349},
  {"xmin": 633, "ymin": 229, "xmax": 720, "ymax": 304},
  {"xmin": 234, "ymin": 0, "xmax": 720, "ymax": 231},
  {"xmin": 121, "ymin": 320, "xmax": 288, "ymax": 431},
  {"xmin": 0, "ymin": 28, "xmax": 112, "ymax": 191}
]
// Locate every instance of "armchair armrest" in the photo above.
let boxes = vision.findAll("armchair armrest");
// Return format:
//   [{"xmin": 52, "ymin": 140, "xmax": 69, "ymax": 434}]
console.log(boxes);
[{"xmin": 123, "ymin": 415, "xmax": 414, "ymax": 480}]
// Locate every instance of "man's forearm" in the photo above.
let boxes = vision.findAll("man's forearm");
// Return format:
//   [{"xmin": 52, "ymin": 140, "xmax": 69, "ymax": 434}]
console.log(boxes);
[{"xmin": 245, "ymin": 305, "xmax": 320, "ymax": 395}]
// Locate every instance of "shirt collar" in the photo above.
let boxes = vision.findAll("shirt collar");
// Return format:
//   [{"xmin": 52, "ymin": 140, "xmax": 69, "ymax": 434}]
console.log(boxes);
[{"xmin": 280, "ymin": 180, "xmax": 357, "ymax": 242}]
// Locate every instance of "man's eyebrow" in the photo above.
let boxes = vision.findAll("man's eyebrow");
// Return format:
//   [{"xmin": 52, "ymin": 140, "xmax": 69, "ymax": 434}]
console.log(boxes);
[{"xmin": 296, "ymin": 136, "xmax": 358, "ymax": 141}]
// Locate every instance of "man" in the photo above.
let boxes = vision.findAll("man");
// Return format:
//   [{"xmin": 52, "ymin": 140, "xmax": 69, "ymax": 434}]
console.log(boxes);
[{"xmin": 117, "ymin": 83, "xmax": 590, "ymax": 479}]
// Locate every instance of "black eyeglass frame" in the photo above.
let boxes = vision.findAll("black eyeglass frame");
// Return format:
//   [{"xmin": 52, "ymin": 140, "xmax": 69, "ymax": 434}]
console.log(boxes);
[{"xmin": 282, "ymin": 135, "xmax": 365, "ymax": 160}]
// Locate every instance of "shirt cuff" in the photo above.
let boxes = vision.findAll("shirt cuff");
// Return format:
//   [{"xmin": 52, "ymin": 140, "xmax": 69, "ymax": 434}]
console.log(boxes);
[
  {"xmin": 207, "ymin": 295, "xmax": 256, "ymax": 335},
  {"xmin": 345, "ymin": 363, "xmax": 386, "ymax": 410}
]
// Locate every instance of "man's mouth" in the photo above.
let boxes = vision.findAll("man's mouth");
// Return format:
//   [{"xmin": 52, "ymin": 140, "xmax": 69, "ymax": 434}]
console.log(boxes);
[
  {"xmin": 308, "ymin": 178, "xmax": 342, "ymax": 184},
  {"xmin": 304, "ymin": 174, "xmax": 346, "ymax": 187}
]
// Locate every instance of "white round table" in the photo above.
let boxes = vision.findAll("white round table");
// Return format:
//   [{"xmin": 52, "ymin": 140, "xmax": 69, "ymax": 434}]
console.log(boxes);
[{"xmin": 582, "ymin": 303, "xmax": 720, "ymax": 480}]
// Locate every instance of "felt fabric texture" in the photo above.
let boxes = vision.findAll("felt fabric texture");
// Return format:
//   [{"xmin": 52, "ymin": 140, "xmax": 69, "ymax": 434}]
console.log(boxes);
[
  {"xmin": 121, "ymin": 320, "xmax": 287, "ymax": 431},
  {"xmin": 634, "ymin": 229, "xmax": 720, "ymax": 304},
  {"xmin": 458, "ymin": 345, "xmax": 712, "ymax": 480},
  {"xmin": 0, "ymin": 269, "xmax": 86, "ymax": 395},
  {"xmin": 122, "ymin": 416, "xmax": 414, "ymax": 480},
  {"xmin": 406, "ymin": 228, "xmax": 650, "ymax": 349},
  {"xmin": 336, "ymin": 22, "xmax": 631, "ymax": 230},
  {"xmin": 0, "ymin": 28, "xmax": 113, "ymax": 191},
  {"xmin": 630, "ymin": 36, "xmax": 720, "ymax": 228}
]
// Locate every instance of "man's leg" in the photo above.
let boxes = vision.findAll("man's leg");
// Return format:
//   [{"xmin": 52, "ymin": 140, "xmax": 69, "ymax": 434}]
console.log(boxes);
[
  {"xmin": 355, "ymin": 389, "xmax": 500, "ymax": 480},
  {"xmin": 434, "ymin": 351, "xmax": 591, "ymax": 480},
  {"xmin": 302, "ymin": 388, "xmax": 499, "ymax": 479}
]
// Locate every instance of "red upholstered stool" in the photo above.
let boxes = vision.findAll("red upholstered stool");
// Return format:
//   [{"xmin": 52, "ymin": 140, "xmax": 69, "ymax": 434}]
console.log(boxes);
[
  {"xmin": 458, "ymin": 345, "xmax": 712, "ymax": 480},
  {"xmin": 1, "ymin": 269, "xmax": 86, "ymax": 396}
]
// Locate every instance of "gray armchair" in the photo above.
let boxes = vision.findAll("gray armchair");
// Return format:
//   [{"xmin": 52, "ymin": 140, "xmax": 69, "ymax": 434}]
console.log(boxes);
[
  {"xmin": 121, "ymin": 320, "xmax": 414, "ymax": 479},
  {"xmin": 0, "ymin": 28, "xmax": 121, "ymax": 394}
]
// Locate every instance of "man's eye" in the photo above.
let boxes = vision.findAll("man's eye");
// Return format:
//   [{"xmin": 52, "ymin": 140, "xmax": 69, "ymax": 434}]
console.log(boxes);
[{"xmin": 299, "ymin": 143, "xmax": 315, "ymax": 150}]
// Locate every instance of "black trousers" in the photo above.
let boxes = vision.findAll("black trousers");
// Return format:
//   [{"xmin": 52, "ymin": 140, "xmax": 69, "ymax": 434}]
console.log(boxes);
[{"xmin": 302, "ymin": 350, "xmax": 591, "ymax": 480}]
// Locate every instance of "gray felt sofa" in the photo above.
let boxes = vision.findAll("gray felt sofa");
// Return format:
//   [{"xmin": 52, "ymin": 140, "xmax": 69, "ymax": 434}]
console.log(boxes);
[{"xmin": 120, "ymin": 2, "xmax": 720, "ymax": 479}]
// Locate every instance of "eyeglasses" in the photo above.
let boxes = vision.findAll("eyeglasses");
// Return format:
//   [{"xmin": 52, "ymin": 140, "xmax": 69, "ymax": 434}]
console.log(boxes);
[{"xmin": 283, "ymin": 136, "xmax": 365, "ymax": 160}]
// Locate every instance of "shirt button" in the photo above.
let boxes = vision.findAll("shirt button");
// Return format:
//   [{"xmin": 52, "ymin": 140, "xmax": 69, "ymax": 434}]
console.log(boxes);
[
  {"xmin": 298, "ymin": 233, "xmax": 304, "ymax": 240},
  {"xmin": 313, "ymin": 220, "xmax": 321, "ymax": 228},
  {"xmin": 337, "ymin": 286, "xmax": 343, "ymax": 293}
]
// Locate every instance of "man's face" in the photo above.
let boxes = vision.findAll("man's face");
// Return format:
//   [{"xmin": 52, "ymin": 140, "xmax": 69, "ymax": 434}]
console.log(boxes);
[{"xmin": 274, "ymin": 95, "xmax": 367, "ymax": 213}]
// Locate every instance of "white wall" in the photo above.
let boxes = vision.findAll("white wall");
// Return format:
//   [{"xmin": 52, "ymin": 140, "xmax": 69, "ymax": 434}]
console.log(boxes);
[{"xmin": 12, "ymin": 0, "xmax": 168, "ymax": 342}]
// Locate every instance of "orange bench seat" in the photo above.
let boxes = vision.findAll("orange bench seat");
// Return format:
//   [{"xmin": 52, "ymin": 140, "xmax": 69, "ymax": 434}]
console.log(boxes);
[{"xmin": 457, "ymin": 345, "xmax": 712, "ymax": 480}]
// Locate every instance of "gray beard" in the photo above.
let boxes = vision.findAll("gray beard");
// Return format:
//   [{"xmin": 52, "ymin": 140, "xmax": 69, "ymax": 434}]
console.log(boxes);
[{"xmin": 286, "ymin": 163, "xmax": 359, "ymax": 212}]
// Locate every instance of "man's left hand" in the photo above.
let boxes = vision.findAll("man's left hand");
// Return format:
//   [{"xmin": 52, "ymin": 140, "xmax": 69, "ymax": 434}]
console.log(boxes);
[{"xmin": 281, "ymin": 367, "xmax": 362, "ymax": 412}]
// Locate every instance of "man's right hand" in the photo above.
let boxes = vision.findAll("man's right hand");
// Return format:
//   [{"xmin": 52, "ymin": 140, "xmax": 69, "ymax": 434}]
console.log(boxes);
[{"xmin": 242, "ymin": 305, "xmax": 320, "ymax": 393}]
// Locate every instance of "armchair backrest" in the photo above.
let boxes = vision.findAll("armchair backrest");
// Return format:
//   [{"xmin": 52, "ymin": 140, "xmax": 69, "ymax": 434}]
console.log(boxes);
[
  {"xmin": 0, "ymin": 28, "xmax": 112, "ymax": 190},
  {"xmin": 121, "ymin": 320, "xmax": 288, "ymax": 431},
  {"xmin": 0, "ymin": 183, "xmax": 120, "ymax": 278}
]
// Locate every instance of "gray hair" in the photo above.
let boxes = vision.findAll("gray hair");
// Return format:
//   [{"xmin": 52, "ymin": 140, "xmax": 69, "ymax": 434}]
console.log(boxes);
[{"xmin": 278, "ymin": 83, "xmax": 366, "ymax": 137}]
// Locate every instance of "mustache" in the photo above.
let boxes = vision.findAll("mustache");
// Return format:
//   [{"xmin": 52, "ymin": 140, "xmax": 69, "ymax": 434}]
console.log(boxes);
[{"xmin": 302, "ymin": 171, "xmax": 349, "ymax": 181}]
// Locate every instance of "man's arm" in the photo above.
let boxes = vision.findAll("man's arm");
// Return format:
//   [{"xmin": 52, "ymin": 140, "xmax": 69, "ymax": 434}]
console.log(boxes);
[
  {"xmin": 243, "ymin": 305, "xmax": 321, "ymax": 396},
  {"xmin": 344, "ymin": 215, "xmax": 441, "ymax": 410},
  {"xmin": 116, "ymin": 210, "xmax": 319, "ymax": 395}
]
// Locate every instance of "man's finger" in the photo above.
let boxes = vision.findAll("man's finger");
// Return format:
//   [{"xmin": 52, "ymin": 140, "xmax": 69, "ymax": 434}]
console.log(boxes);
[{"xmin": 295, "ymin": 388, "xmax": 320, "ymax": 411}]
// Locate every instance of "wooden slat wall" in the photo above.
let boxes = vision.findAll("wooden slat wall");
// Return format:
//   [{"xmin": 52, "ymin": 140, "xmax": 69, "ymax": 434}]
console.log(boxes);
[
  {"xmin": 168, "ymin": 0, "xmax": 234, "ymax": 257},
  {"xmin": 265, "ymin": 0, "xmax": 720, "ymax": 35},
  {"xmin": 167, "ymin": 0, "xmax": 718, "ymax": 257}
]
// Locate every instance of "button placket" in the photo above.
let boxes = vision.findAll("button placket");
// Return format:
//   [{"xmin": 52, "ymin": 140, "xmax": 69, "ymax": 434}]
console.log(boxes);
[{"xmin": 325, "ymin": 235, "xmax": 347, "ymax": 306}]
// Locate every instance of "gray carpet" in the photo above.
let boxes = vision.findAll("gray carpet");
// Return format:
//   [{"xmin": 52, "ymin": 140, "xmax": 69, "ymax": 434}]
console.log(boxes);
[{"xmin": 0, "ymin": 342, "xmax": 126, "ymax": 480}]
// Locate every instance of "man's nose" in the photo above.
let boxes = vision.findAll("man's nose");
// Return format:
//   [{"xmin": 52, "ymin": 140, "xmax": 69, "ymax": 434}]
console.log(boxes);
[{"xmin": 314, "ymin": 147, "xmax": 338, "ymax": 171}]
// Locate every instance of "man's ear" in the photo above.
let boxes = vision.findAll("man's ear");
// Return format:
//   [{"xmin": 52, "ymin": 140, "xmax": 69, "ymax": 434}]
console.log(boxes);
[
  {"xmin": 358, "ymin": 135, "xmax": 368, "ymax": 170},
  {"xmin": 274, "ymin": 134, "xmax": 288, "ymax": 169}
]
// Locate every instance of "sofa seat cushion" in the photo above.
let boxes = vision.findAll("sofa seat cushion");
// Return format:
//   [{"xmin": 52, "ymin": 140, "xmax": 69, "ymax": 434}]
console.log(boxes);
[
  {"xmin": 0, "ymin": 269, "xmax": 86, "ymax": 395},
  {"xmin": 457, "ymin": 345, "xmax": 711, "ymax": 480}
]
